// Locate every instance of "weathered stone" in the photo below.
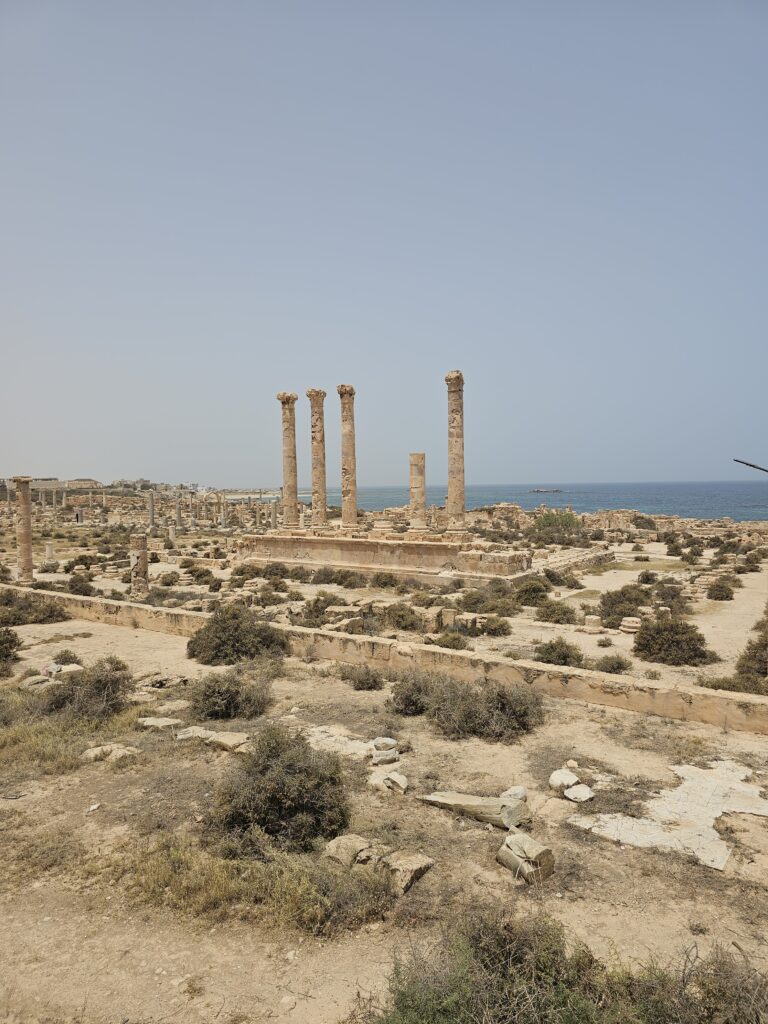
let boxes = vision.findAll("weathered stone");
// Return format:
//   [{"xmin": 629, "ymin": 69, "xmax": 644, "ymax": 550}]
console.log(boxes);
[
  {"xmin": 306, "ymin": 388, "xmax": 327, "ymax": 526},
  {"xmin": 497, "ymin": 827, "xmax": 555, "ymax": 884},
  {"xmin": 383, "ymin": 772, "xmax": 408, "ymax": 794},
  {"xmin": 277, "ymin": 392, "xmax": 299, "ymax": 527},
  {"xmin": 12, "ymin": 476, "xmax": 33, "ymax": 584},
  {"xmin": 81, "ymin": 743, "xmax": 140, "ymax": 763},
  {"xmin": 371, "ymin": 748, "xmax": 400, "ymax": 766},
  {"xmin": 409, "ymin": 453, "xmax": 427, "ymax": 529},
  {"xmin": 549, "ymin": 768, "xmax": 580, "ymax": 792},
  {"xmin": 323, "ymin": 834, "xmax": 371, "ymax": 867},
  {"xmin": 372, "ymin": 736, "xmax": 398, "ymax": 751},
  {"xmin": 337, "ymin": 384, "xmax": 357, "ymax": 528},
  {"xmin": 207, "ymin": 731, "xmax": 250, "ymax": 751},
  {"xmin": 176, "ymin": 726, "xmax": 216, "ymax": 742},
  {"xmin": 137, "ymin": 717, "xmax": 184, "ymax": 731},
  {"xmin": 564, "ymin": 784, "xmax": 594, "ymax": 803},
  {"xmin": 156, "ymin": 699, "xmax": 191, "ymax": 713},
  {"xmin": 421, "ymin": 791, "xmax": 532, "ymax": 829},
  {"xmin": 378, "ymin": 851, "xmax": 434, "ymax": 893},
  {"xmin": 445, "ymin": 371, "xmax": 465, "ymax": 531},
  {"xmin": 129, "ymin": 533, "xmax": 150, "ymax": 600},
  {"xmin": 500, "ymin": 785, "xmax": 528, "ymax": 802}
]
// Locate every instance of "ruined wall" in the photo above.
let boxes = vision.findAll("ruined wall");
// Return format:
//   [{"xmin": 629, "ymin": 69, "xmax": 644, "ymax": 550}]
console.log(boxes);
[
  {"xmin": 4, "ymin": 583, "xmax": 768, "ymax": 736},
  {"xmin": 235, "ymin": 534, "xmax": 531, "ymax": 575}
]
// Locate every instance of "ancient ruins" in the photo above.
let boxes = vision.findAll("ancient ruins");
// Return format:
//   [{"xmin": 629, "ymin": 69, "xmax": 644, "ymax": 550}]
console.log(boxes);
[{"xmin": 2, "ymin": 370, "xmax": 768, "ymax": 1023}]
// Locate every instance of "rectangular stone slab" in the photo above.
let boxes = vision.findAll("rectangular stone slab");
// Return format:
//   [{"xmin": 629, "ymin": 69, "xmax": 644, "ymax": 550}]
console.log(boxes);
[{"xmin": 420, "ymin": 791, "xmax": 532, "ymax": 829}]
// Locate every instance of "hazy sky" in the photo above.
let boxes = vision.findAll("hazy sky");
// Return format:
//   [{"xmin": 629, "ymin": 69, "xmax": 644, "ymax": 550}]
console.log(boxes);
[{"xmin": 2, "ymin": 2, "xmax": 766, "ymax": 488}]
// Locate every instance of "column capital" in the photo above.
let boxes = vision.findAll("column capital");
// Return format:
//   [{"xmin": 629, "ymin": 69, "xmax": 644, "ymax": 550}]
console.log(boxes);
[
  {"xmin": 277, "ymin": 391, "xmax": 298, "ymax": 406},
  {"xmin": 11, "ymin": 476, "xmax": 31, "ymax": 484},
  {"xmin": 306, "ymin": 388, "xmax": 327, "ymax": 402},
  {"xmin": 337, "ymin": 384, "xmax": 355, "ymax": 399},
  {"xmin": 445, "ymin": 370, "xmax": 464, "ymax": 391}
]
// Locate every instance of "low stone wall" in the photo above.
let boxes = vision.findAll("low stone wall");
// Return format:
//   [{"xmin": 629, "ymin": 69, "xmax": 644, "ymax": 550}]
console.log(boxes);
[
  {"xmin": 4, "ymin": 584, "xmax": 768, "ymax": 736},
  {"xmin": 234, "ymin": 533, "xmax": 530, "ymax": 577}
]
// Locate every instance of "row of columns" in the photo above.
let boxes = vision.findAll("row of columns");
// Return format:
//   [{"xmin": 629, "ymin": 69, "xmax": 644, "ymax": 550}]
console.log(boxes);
[
  {"xmin": 277, "ymin": 372, "xmax": 464, "ymax": 532},
  {"xmin": 278, "ymin": 384, "xmax": 358, "ymax": 529}
]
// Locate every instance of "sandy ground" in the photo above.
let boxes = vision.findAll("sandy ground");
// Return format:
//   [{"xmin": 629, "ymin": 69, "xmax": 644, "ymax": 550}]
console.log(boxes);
[{"xmin": 3, "ymin": 615, "xmax": 768, "ymax": 1023}]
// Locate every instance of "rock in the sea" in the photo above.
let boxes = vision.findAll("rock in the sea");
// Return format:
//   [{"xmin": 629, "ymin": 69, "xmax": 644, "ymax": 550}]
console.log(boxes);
[
  {"xmin": 324, "ymin": 834, "xmax": 372, "ymax": 867},
  {"xmin": 549, "ymin": 768, "xmax": 580, "ymax": 792}
]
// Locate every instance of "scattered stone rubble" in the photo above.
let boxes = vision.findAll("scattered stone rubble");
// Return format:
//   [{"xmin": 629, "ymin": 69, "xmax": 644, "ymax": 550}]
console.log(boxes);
[{"xmin": 323, "ymin": 833, "xmax": 434, "ymax": 893}]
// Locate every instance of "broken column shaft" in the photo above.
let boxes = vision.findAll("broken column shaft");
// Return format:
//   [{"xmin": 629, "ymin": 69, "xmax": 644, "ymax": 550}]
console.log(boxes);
[
  {"xmin": 13, "ymin": 476, "xmax": 33, "ymax": 584},
  {"xmin": 445, "ymin": 370, "xmax": 466, "ymax": 531},
  {"xmin": 337, "ymin": 384, "xmax": 357, "ymax": 529},
  {"xmin": 277, "ymin": 392, "xmax": 299, "ymax": 527}
]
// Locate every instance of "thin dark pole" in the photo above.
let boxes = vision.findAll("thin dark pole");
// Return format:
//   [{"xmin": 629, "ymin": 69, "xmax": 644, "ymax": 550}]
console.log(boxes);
[{"xmin": 734, "ymin": 459, "xmax": 768, "ymax": 475}]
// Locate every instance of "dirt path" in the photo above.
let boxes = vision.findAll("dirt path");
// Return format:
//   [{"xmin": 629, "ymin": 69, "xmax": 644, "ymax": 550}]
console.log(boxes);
[{"xmin": 0, "ymin": 886, "xmax": 393, "ymax": 1024}]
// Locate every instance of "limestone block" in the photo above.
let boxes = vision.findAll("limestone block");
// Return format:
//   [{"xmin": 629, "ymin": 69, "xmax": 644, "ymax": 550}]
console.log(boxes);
[
  {"xmin": 564, "ymin": 784, "xmax": 594, "ymax": 803},
  {"xmin": 378, "ymin": 851, "xmax": 434, "ymax": 893},
  {"xmin": 81, "ymin": 743, "xmax": 140, "ymax": 764},
  {"xmin": 371, "ymin": 748, "xmax": 400, "ymax": 765},
  {"xmin": 324, "ymin": 834, "xmax": 372, "ymax": 867},
  {"xmin": 383, "ymin": 772, "xmax": 408, "ymax": 794},
  {"xmin": 176, "ymin": 726, "xmax": 217, "ymax": 742},
  {"xmin": 137, "ymin": 717, "xmax": 184, "ymax": 731},
  {"xmin": 496, "ymin": 827, "xmax": 555, "ymax": 884},
  {"xmin": 207, "ymin": 731, "xmax": 250, "ymax": 751},
  {"xmin": 420, "ymin": 791, "xmax": 532, "ymax": 830},
  {"xmin": 549, "ymin": 768, "xmax": 580, "ymax": 792},
  {"xmin": 372, "ymin": 736, "xmax": 398, "ymax": 751}
]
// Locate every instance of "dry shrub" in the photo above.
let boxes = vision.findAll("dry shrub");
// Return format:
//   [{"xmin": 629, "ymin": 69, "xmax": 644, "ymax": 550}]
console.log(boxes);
[
  {"xmin": 535, "ymin": 599, "xmax": 577, "ymax": 624},
  {"xmin": 113, "ymin": 833, "xmax": 394, "ymax": 934},
  {"xmin": 388, "ymin": 670, "xmax": 543, "ymax": 742},
  {"xmin": 205, "ymin": 722, "xmax": 349, "ymax": 852},
  {"xmin": 191, "ymin": 661, "xmax": 276, "ymax": 719},
  {"xmin": 347, "ymin": 908, "xmax": 768, "ymax": 1023},
  {"xmin": 0, "ymin": 589, "xmax": 69, "ymax": 626},
  {"xmin": 633, "ymin": 619, "xmax": 717, "ymax": 667},
  {"xmin": 43, "ymin": 656, "xmax": 133, "ymax": 719},
  {"xmin": 534, "ymin": 636, "xmax": 584, "ymax": 667},
  {"xmin": 339, "ymin": 664, "xmax": 385, "ymax": 690},
  {"xmin": 187, "ymin": 604, "xmax": 289, "ymax": 664}
]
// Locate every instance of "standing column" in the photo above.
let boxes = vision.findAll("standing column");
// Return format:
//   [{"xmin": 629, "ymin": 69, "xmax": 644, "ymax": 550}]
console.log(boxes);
[
  {"xmin": 129, "ymin": 534, "xmax": 150, "ymax": 600},
  {"xmin": 306, "ymin": 388, "xmax": 327, "ymax": 527},
  {"xmin": 270, "ymin": 502, "xmax": 278, "ymax": 529},
  {"xmin": 409, "ymin": 453, "xmax": 427, "ymax": 529},
  {"xmin": 277, "ymin": 392, "xmax": 299, "ymax": 527},
  {"xmin": 175, "ymin": 496, "xmax": 182, "ymax": 530},
  {"xmin": 148, "ymin": 490, "xmax": 155, "ymax": 528},
  {"xmin": 445, "ymin": 370, "xmax": 466, "ymax": 531},
  {"xmin": 13, "ymin": 476, "xmax": 33, "ymax": 584},
  {"xmin": 337, "ymin": 384, "xmax": 357, "ymax": 529}
]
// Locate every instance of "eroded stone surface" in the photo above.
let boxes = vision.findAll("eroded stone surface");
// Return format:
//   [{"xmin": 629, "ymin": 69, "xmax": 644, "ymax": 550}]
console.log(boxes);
[{"xmin": 570, "ymin": 760, "xmax": 768, "ymax": 870}]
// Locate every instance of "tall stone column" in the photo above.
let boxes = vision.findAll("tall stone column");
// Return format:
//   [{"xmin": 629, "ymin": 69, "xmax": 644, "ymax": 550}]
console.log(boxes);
[
  {"xmin": 409, "ymin": 453, "xmax": 427, "ymax": 529},
  {"xmin": 277, "ymin": 392, "xmax": 299, "ymax": 527},
  {"xmin": 445, "ymin": 370, "xmax": 466, "ymax": 531},
  {"xmin": 148, "ymin": 490, "xmax": 155, "ymax": 528},
  {"xmin": 129, "ymin": 534, "xmax": 149, "ymax": 600},
  {"xmin": 13, "ymin": 476, "xmax": 33, "ymax": 584},
  {"xmin": 175, "ymin": 497, "xmax": 182, "ymax": 530},
  {"xmin": 337, "ymin": 384, "xmax": 357, "ymax": 529},
  {"xmin": 306, "ymin": 388, "xmax": 327, "ymax": 527}
]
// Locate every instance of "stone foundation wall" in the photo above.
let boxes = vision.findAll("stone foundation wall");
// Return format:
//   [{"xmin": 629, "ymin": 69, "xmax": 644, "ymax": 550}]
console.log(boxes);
[
  {"xmin": 4, "ymin": 584, "xmax": 768, "ymax": 736},
  {"xmin": 235, "ymin": 534, "xmax": 530, "ymax": 576}
]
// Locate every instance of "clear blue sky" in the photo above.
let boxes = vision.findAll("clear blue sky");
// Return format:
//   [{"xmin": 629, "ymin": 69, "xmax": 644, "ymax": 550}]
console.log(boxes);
[{"xmin": 1, "ymin": 1, "xmax": 766, "ymax": 488}]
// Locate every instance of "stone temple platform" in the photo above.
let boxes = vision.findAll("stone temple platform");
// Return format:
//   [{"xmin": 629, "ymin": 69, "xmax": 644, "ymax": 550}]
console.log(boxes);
[{"xmin": 233, "ymin": 532, "xmax": 532, "ymax": 585}]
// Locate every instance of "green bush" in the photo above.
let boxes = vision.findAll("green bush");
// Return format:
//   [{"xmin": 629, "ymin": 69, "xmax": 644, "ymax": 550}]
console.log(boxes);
[
  {"xmin": 0, "ymin": 627, "xmax": 22, "ymax": 663},
  {"xmin": 513, "ymin": 577, "xmax": 551, "ymax": 607},
  {"xmin": 191, "ymin": 663, "xmax": 275, "ymax": 719},
  {"xmin": 387, "ymin": 670, "xmax": 543, "ymax": 742},
  {"xmin": 51, "ymin": 648, "xmax": 82, "ymax": 665},
  {"xmin": 637, "ymin": 571, "xmax": 657, "ymax": 585},
  {"xmin": 431, "ymin": 631, "xmax": 469, "ymax": 650},
  {"xmin": 371, "ymin": 572, "xmax": 398, "ymax": 588},
  {"xmin": 339, "ymin": 664, "xmax": 385, "ymax": 690},
  {"xmin": 633, "ymin": 618, "xmax": 716, "ymax": 666},
  {"xmin": 535, "ymin": 599, "xmax": 577, "ymax": 625},
  {"xmin": 534, "ymin": 637, "xmax": 584, "ymax": 667},
  {"xmin": 481, "ymin": 615, "xmax": 511, "ymax": 637},
  {"xmin": 44, "ymin": 656, "xmax": 133, "ymax": 719},
  {"xmin": 205, "ymin": 723, "xmax": 349, "ymax": 852},
  {"xmin": 385, "ymin": 603, "xmax": 421, "ymax": 631},
  {"xmin": 187, "ymin": 605, "xmax": 289, "ymax": 665},
  {"xmin": 596, "ymin": 636, "xmax": 613, "ymax": 648},
  {"xmin": 707, "ymin": 578, "xmax": 734, "ymax": 601},
  {"xmin": 631, "ymin": 514, "xmax": 656, "ymax": 530},
  {"xmin": 0, "ymin": 590, "xmax": 68, "ymax": 626},
  {"xmin": 158, "ymin": 571, "xmax": 181, "ymax": 587},
  {"xmin": 594, "ymin": 654, "xmax": 633, "ymax": 674},
  {"xmin": 67, "ymin": 574, "xmax": 95, "ymax": 596},
  {"xmin": 598, "ymin": 584, "xmax": 650, "ymax": 629},
  {"xmin": 351, "ymin": 907, "xmax": 768, "ymax": 1024}
]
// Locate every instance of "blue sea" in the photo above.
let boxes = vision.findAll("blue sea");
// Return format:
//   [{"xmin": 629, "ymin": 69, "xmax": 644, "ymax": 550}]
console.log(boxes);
[{"xmin": 318, "ymin": 482, "xmax": 768, "ymax": 522}]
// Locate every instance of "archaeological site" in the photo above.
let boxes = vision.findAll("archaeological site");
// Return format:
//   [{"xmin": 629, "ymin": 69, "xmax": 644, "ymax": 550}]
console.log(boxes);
[{"xmin": 2, "ymin": 370, "xmax": 768, "ymax": 1022}]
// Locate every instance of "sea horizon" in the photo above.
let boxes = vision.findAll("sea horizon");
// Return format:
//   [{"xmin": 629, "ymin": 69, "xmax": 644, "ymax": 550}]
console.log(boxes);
[{"xmin": 297, "ymin": 480, "xmax": 768, "ymax": 522}]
